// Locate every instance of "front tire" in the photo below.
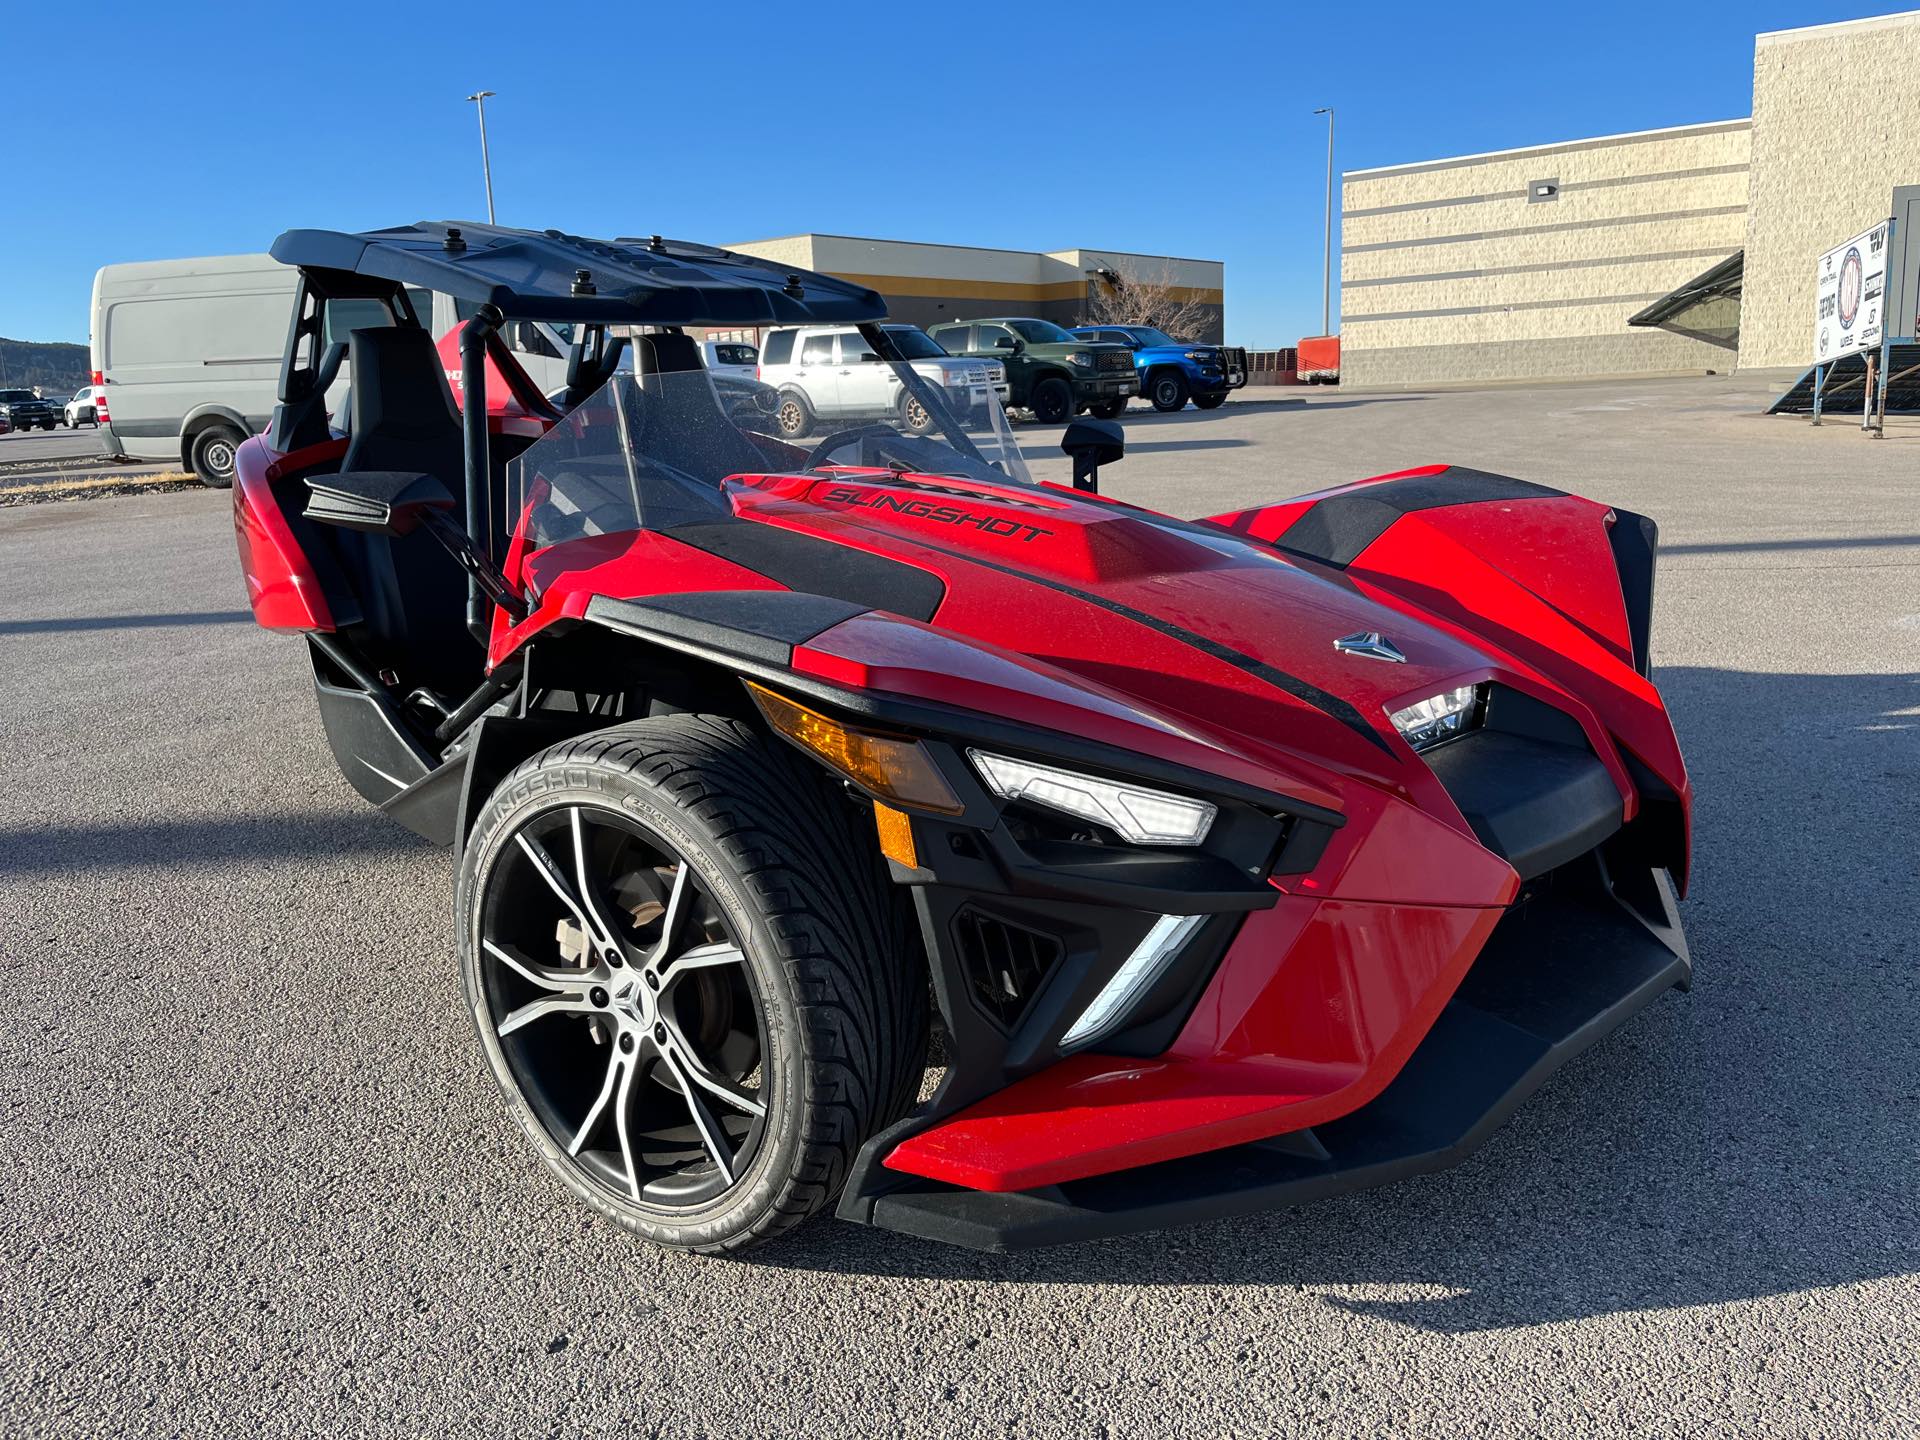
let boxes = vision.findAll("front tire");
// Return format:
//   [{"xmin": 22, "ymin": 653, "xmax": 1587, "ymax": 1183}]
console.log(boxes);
[
  {"xmin": 1148, "ymin": 371, "xmax": 1190, "ymax": 412},
  {"xmin": 898, "ymin": 388, "xmax": 938, "ymax": 436},
  {"xmin": 1030, "ymin": 376, "xmax": 1073, "ymax": 424},
  {"xmin": 458, "ymin": 714, "xmax": 928, "ymax": 1254},
  {"xmin": 189, "ymin": 424, "xmax": 243, "ymax": 488}
]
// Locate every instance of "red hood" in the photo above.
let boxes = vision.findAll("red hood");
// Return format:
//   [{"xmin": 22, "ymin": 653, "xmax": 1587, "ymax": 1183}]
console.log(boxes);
[{"xmin": 724, "ymin": 470, "xmax": 1506, "ymax": 793}]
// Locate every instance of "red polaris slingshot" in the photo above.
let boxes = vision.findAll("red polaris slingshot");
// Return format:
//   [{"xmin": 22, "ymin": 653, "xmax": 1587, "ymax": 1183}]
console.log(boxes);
[{"xmin": 233, "ymin": 222, "xmax": 1691, "ymax": 1254}]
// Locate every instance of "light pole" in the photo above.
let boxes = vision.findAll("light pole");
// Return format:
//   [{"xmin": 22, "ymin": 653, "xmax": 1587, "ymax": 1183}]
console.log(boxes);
[
  {"xmin": 1313, "ymin": 106, "xmax": 1334, "ymax": 337},
  {"xmin": 466, "ymin": 90, "xmax": 497, "ymax": 224}
]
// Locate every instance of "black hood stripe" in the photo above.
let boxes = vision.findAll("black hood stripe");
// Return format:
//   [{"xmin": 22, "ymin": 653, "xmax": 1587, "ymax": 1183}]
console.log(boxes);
[{"xmin": 882, "ymin": 531, "xmax": 1397, "ymax": 757}]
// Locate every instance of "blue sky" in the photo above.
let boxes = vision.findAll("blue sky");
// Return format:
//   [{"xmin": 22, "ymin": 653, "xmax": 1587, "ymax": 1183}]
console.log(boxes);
[{"xmin": 0, "ymin": 0, "xmax": 1904, "ymax": 347}]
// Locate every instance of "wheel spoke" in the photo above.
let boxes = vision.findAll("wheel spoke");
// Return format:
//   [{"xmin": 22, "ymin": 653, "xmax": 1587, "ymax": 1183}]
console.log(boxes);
[
  {"xmin": 613, "ymin": 1052, "xmax": 643, "ymax": 1201},
  {"xmin": 657, "ymin": 939, "xmax": 746, "ymax": 985},
  {"xmin": 483, "ymin": 938, "xmax": 591, "ymax": 993},
  {"xmin": 659, "ymin": 1046, "xmax": 736, "ymax": 1184},
  {"xmin": 661, "ymin": 1023, "xmax": 766, "ymax": 1118},
  {"xmin": 644, "ymin": 864, "xmax": 692, "ymax": 965},
  {"xmin": 568, "ymin": 1050, "xmax": 628, "ymax": 1158},
  {"xmin": 568, "ymin": 807, "xmax": 628, "ymax": 958},
  {"xmin": 516, "ymin": 831, "xmax": 600, "ymax": 947},
  {"xmin": 496, "ymin": 990, "xmax": 593, "ymax": 1037}
]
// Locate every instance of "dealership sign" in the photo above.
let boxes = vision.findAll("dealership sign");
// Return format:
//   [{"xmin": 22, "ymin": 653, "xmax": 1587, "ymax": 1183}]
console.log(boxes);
[{"xmin": 1813, "ymin": 219, "xmax": 1889, "ymax": 364}]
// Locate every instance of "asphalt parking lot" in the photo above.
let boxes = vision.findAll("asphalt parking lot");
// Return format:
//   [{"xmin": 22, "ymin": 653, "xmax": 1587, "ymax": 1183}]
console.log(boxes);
[
  {"xmin": 0, "ymin": 424, "xmax": 110, "ymax": 467},
  {"xmin": 1, "ymin": 375, "xmax": 1915, "ymax": 1437}
]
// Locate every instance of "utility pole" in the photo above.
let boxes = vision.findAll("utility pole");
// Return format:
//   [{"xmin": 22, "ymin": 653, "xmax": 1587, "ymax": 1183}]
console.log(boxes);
[
  {"xmin": 466, "ymin": 90, "xmax": 497, "ymax": 224},
  {"xmin": 1313, "ymin": 106, "xmax": 1335, "ymax": 336}
]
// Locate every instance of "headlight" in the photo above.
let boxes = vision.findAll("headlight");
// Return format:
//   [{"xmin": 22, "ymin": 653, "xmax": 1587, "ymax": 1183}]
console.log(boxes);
[
  {"xmin": 1389, "ymin": 685, "xmax": 1483, "ymax": 751},
  {"xmin": 969, "ymin": 750, "xmax": 1216, "ymax": 845},
  {"xmin": 1066, "ymin": 351, "xmax": 1094, "ymax": 368},
  {"xmin": 1184, "ymin": 350, "xmax": 1215, "ymax": 362}
]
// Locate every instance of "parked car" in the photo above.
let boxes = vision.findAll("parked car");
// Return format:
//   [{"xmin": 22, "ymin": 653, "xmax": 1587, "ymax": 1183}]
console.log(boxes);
[
  {"xmin": 0, "ymin": 412, "xmax": 10, "ymax": 436},
  {"xmin": 926, "ymin": 317, "xmax": 1136, "ymax": 422},
  {"xmin": 1071, "ymin": 325, "xmax": 1248, "ymax": 412},
  {"xmin": 700, "ymin": 339, "xmax": 758, "ymax": 381},
  {"xmin": 64, "ymin": 386, "xmax": 103, "ymax": 427},
  {"xmin": 757, "ymin": 323, "xmax": 1007, "ymax": 439},
  {"xmin": 0, "ymin": 389, "xmax": 61, "ymax": 432},
  {"xmin": 91, "ymin": 252, "xmax": 581, "ymax": 487}
]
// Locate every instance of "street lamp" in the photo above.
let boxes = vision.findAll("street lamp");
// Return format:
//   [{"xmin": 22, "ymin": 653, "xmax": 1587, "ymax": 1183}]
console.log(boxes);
[
  {"xmin": 466, "ymin": 90, "xmax": 497, "ymax": 224},
  {"xmin": 1312, "ymin": 106, "xmax": 1334, "ymax": 337}
]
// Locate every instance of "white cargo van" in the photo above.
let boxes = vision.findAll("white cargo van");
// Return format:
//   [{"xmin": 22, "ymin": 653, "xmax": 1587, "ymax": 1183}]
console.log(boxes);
[{"xmin": 90, "ymin": 256, "xmax": 582, "ymax": 486}]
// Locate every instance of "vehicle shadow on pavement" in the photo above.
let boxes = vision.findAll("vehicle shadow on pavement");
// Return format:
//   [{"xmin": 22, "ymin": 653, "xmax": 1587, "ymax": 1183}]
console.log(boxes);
[
  {"xmin": 0, "ymin": 810, "xmax": 431, "ymax": 875},
  {"xmin": 759, "ymin": 666, "xmax": 1920, "ymax": 1335},
  {"xmin": 0, "ymin": 609, "xmax": 255, "ymax": 635}
]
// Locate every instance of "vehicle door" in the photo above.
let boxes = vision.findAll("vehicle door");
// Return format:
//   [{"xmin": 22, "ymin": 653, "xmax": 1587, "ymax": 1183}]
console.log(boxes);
[
  {"xmin": 833, "ymin": 329, "xmax": 896, "ymax": 418},
  {"xmin": 974, "ymin": 323, "xmax": 1030, "ymax": 403},
  {"xmin": 796, "ymin": 331, "xmax": 843, "ymax": 414}
]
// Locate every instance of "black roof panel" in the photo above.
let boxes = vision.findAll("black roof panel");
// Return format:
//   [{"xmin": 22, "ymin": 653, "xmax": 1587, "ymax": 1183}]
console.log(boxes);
[{"xmin": 269, "ymin": 221, "xmax": 888, "ymax": 325}]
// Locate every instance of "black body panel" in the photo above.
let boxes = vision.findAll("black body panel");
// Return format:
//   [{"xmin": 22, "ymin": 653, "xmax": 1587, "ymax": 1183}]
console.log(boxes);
[
  {"xmin": 663, "ymin": 520, "xmax": 947, "ymax": 622},
  {"xmin": 1276, "ymin": 467, "xmax": 1562, "ymax": 568}
]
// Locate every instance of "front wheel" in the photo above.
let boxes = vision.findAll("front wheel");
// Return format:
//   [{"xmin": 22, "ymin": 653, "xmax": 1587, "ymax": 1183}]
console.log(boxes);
[
  {"xmin": 1148, "ymin": 371, "xmax": 1190, "ymax": 412},
  {"xmin": 1192, "ymin": 393, "xmax": 1227, "ymax": 410},
  {"xmin": 898, "ymin": 388, "xmax": 938, "ymax": 436},
  {"xmin": 773, "ymin": 391, "xmax": 813, "ymax": 440},
  {"xmin": 1030, "ymin": 376, "xmax": 1073, "ymax": 424},
  {"xmin": 189, "ymin": 424, "xmax": 243, "ymax": 488},
  {"xmin": 1088, "ymin": 398, "xmax": 1128, "ymax": 419},
  {"xmin": 458, "ymin": 714, "xmax": 928, "ymax": 1254}
]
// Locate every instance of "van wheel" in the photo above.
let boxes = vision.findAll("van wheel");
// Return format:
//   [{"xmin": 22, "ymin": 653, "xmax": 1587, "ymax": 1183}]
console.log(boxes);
[
  {"xmin": 774, "ymin": 392, "xmax": 813, "ymax": 440},
  {"xmin": 1030, "ymin": 377, "xmax": 1073, "ymax": 424},
  {"xmin": 1149, "ymin": 371, "xmax": 1190, "ymax": 412},
  {"xmin": 190, "ymin": 425, "xmax": 244, "ymax": 488}
]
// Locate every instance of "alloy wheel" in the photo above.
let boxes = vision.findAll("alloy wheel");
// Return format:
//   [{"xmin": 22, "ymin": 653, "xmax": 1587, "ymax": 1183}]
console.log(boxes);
[{"xmin": 477, "ymin": 804, "xmax": 769, "ymax": 1210}]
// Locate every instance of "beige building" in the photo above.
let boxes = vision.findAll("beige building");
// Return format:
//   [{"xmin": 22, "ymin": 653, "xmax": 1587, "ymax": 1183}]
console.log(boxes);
[
  {"xmin": 724, "ymin": 234, "xmax": 1227, "ymax": 342},
  {"xmin": 1342, "ymin": 10, "xmax": 1920, "ymax": 388}
]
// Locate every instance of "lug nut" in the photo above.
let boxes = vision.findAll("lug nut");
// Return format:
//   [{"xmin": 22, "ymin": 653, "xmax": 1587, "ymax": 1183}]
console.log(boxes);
[
  {"xmin": 590, "ymin": 987, "xmax": 609, "ymax": 1008},
  {"xmin": 606, "ymin": 951, "xmax": 624, "ymax": 969},
  {"xmin": 653, "ymin": 1022, "xmax": 667, "ymax": 1043},
  {"xmin": 644, "ymin": 971, "xmax": 659, "ymax": 990},
  {"xmin": 618, "ymin": 1033, "xmax": 635, "ymax": 1053}
]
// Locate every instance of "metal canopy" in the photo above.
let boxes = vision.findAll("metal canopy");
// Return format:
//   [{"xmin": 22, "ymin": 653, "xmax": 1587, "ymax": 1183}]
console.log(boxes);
[{"xmin": 269, "ymin": 220, "xmax": 888, "ymax": 326}]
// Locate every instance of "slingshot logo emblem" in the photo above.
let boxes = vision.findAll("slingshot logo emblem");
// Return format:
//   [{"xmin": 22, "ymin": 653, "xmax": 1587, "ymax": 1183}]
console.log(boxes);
[{"xmin": 1334, "ymin": 631, "xmax": 1406, "ymax": 664}]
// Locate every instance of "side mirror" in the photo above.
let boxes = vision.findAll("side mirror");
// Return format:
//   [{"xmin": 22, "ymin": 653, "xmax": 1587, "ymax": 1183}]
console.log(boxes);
[
  {"xmin": 994, "ymin": 335, "xmax": 1021, "ymax": 353},
  {"xmin": 1060, "ymin": 417, "xmax": 1124, "ymax": 494},
  {"xmin": 305, "ymin": 470, "xmax": 455, "ymax": 535}
]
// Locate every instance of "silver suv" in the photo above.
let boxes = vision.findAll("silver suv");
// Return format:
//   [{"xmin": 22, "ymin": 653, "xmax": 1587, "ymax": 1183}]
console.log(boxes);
[{"xmin": 757, "ymin": 324, "xmax": 1007, "ymax": 439}]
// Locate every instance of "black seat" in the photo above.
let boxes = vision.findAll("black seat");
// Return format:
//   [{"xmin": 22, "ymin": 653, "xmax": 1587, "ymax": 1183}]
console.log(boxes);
[
  {"xmin": 631, "ymin": 332, "xmax": 770, "ymax": 485},
  {"xmin": 330, "ymin": 326, "xmax": 477, "ymax": 696}
]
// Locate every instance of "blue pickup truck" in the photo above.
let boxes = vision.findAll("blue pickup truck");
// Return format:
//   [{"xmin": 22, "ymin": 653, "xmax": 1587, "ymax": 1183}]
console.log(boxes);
[{"xmin": 1070, "ymin": 325, "xmax": 1247, "ymax": 412}]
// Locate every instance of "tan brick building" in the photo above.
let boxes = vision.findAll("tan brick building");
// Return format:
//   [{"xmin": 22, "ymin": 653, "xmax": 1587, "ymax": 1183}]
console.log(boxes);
[
  {"xmin": 724, "ymin": 235, "xmax": 1227, "ymax": 343},
  {"xmin": 1341, "ymin": 10, "xmax": 1920, "ymax": 387}
]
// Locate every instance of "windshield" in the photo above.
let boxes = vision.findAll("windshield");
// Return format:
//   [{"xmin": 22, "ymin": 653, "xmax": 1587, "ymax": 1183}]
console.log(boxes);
[
  {"xmin": 884, "ymin": 327, "xmax": 948, "ymax": 360},
  {"xmin": 1008, "ymin": 319, "xmax": 1075, "ymax": 344},
  {"xmin": 0, "ymin": 390, "xmax": 37, "ymax": 402},
  {"xmin": 510, "ymin": 354, "xmax": 1032, "ymax": 567}
]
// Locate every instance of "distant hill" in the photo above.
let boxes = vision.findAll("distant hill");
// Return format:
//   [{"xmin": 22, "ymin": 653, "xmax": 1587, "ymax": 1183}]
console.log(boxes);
[{"xmin": 0, "ymin": 337, "xmax": 89, "ymax": 395}]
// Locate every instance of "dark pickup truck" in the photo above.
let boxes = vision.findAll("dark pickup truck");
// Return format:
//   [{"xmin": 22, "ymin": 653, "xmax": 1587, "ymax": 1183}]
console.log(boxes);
[
  {"xmin": 0, "ymin": 389, "xmax": 61, "ymax": 433},
  {"xmin": 926, "ymin": 317, "xmax": 1137, "ymax": 422}
]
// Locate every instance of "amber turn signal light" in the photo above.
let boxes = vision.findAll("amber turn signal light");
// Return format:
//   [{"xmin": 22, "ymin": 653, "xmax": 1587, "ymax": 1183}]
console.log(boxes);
[
  {"xmin": 747, "ymin": 683, "xmax": 964, "ymax": 816},
  {"xmin": 871, "ymin": 802, "xmax": 919, "ymax": 870}
]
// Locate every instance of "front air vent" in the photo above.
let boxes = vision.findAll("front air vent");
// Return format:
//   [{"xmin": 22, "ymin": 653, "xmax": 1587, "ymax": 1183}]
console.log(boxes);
[{"xmin": 953, "ymin": 908, "xmax": 1064, "ymax": 1032}]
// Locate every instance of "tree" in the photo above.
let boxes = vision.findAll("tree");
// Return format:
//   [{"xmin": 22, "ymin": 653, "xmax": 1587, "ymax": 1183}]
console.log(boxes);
[{"xmin": 1083, "ymin": 259, "xmax": 1214, "ymax": 340}]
